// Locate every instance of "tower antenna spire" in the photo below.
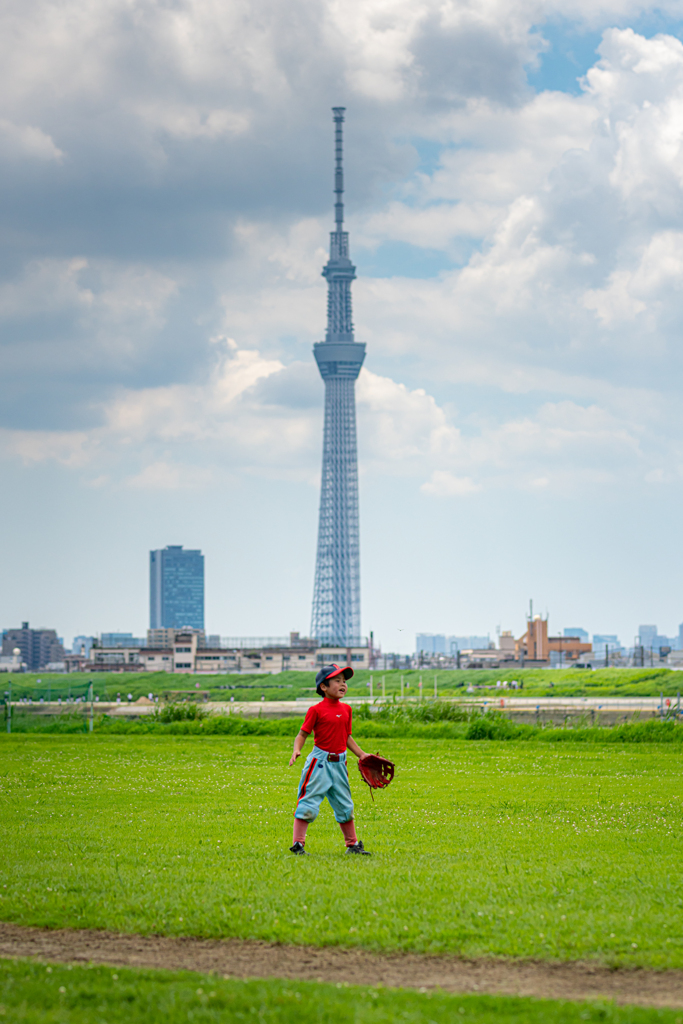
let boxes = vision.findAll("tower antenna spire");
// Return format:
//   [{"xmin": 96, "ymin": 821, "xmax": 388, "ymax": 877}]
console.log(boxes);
[{"xmin": 332, "ymin": 106, "xmax": 345, "ymax": 230}]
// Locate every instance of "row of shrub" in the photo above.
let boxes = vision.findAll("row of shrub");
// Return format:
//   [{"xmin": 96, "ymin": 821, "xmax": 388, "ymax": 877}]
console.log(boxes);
[
  {"xmin": 462, "ymin": 713, "xmax": 683, "ymax": 743},
  {"xmin": 5, "ymin": 701, "xmax": 683, "ymax": 743}
]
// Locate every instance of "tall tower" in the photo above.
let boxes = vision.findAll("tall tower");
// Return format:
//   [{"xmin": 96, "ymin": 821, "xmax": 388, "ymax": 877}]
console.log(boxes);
[{"xmin": 310, "ymin": 108, "xmax": 366, "ymax": 646}]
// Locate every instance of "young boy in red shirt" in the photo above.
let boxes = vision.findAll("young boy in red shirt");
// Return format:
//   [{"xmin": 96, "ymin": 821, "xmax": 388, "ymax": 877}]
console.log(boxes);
[{"xmin": 288, "ymin": 663, "xmax": 371, "ymax": 855}]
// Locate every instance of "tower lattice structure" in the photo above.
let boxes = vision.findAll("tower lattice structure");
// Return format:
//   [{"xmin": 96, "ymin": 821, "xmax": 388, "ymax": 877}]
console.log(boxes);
[{"xmin": 311, "ymin": 108, "xmax": 366, "ymax": 646}]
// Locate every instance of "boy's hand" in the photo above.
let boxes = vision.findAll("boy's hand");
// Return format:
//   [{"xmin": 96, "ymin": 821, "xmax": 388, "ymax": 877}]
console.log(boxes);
[{"xmin": 290, "ymin": 729, "xmax": 308, "ymax": 766}]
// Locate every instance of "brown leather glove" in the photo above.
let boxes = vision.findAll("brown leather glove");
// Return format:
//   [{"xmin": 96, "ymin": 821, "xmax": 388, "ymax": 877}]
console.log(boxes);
[{"xmin": 358, "ymin": 753, "xmax": 395, "ymax": 794}]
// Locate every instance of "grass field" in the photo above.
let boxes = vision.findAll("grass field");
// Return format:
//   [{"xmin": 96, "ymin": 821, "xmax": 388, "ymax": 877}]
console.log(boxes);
[
  {"xmin": 4, "ymin": 665, "xmax": 683, "ymax": 705},
  {"xmin": 2, "ymin": 958, "xmax": 681, "ymax": 1024},
  {"xmin": 2, "ymin": 735, "xmax": 683, "ymax": 968}
]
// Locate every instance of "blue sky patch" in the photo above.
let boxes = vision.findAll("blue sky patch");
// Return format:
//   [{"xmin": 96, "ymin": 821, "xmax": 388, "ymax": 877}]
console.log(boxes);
[
  {"xmin": 355, "ymin": 240, "xmax": 457, "ymax": 279},
  {"xmin": 528, "ymin": 11, "xmax": 683, "ymax": 95}
]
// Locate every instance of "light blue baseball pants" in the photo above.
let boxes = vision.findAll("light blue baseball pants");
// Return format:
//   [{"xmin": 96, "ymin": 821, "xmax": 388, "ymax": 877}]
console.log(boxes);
[{"xmin": 294, "ymin": 746, "xmax": 354, "ymax": 823}]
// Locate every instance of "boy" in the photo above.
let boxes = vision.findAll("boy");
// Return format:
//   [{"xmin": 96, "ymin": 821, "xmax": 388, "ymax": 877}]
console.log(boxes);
[{"xmin": 288, "ymin": 663, "xmax": 371, "ymax": 855}]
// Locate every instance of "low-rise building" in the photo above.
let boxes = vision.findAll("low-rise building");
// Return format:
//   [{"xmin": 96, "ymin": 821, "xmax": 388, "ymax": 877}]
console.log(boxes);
[
  {"xmin": 100, "ymin": 632, "xmax": 147, "ymax": 648},
  {"xmin": 515, "ymin": 617, "xmax": 591, "ymax": 665},
  {"xmin": 315, "ymin": 646, "xmax": 369, "ymax": 669},
  {"xmin": 459, "ymin": 648, "xmax": 510, "ymax": 668},
  {"xmin": 548, "ymin": 635, "xmax": 592, "ymax": 664},
  {"xmin": 0, "ymin": 648, "xmax": 23, "ymax": 672},
  {"xmin": 79, "ymin": 632, "xmax": 369, "ymax": 675},
  {"xmin": 147, "ymin": 627, "xmax": 206, "ymax": 648},
  {"xmin": 498, "ymin": 631, "xmax": 516, "ymax": 658},
  {"xmin": 91, "ymin": 647, "xmax": 142, "ymax": 669},
  {"xmin": 139, "ymin": 648, "xmax": 174, "ymax": 671},
  {"xmin": 64, "ymin": 652, "xmax": 90, "ymax": 673}
]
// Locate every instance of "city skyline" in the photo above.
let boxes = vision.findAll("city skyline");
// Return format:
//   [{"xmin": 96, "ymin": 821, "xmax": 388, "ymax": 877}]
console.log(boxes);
[
  {"xmin": 3, "ymin": 612, "xmax": 679, "ymax": 659},
  {"xmin": 416, "ymin": 623, "xmax": 683, "ymax": 656}
]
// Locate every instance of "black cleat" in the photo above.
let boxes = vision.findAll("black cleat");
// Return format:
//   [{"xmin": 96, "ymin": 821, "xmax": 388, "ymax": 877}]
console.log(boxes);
[
  {"xmin": 346, "ymin": 841, "xmax": 371, "ymax": 855},
  {"xmin": 289, "ymin": 842, "xmax": 309, "ymax": 854}
]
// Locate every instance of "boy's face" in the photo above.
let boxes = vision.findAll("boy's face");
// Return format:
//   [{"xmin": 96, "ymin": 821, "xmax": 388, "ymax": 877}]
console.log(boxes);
[{"xmin": 321, "ymin": 673, "xmax": 348, "ymax": 700}]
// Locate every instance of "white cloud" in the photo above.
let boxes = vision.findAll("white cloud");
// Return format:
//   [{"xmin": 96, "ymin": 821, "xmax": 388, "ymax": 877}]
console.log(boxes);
[
  {"xmin": 421, "ymin": 470, "xmax": 480, "ymax": 496},
  {"xmin": 0, "ymin": 119, "xmax": 62, "ymax": 161},
  {"xmin": 0, "ymin": 428, "xmax": 91, "ymax": 467},
  {"xmin": 136, "ymin": 105, "xmax": 250, "ymax": 140},
  {"xmin": 104, "ymin": 345, "xmax": 285, "ymax": 443},
  {"xmin": 357, "ymin": 369, "xmax": 460, "ymax": 468},
  {"xmin": 0, "ymin": 258, "xmax": 178, "ymax": 357},
  {"xmin": 125, "ymin": 461, "xmax": 216, "ymax": 489}
]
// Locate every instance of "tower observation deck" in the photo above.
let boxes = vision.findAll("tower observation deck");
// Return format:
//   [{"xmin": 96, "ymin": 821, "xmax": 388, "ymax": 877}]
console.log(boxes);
[{"xmin": 310, "ymin": 108, "xmax": 365, "ymax": 646}]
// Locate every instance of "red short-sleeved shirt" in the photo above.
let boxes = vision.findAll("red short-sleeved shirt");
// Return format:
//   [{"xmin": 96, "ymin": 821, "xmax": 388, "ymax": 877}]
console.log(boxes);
[{"xmin": 301, "ymin": 698, "xmax": 352, "ymax": 754}]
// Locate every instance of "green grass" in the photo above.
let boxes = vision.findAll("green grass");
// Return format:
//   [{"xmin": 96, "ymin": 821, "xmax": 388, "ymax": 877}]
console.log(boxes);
[
  {"xmin": 3, "ymin": 959, "xmax": 680, "ymax": 1024},
  {"xmin": 2, "ymin": 736, "xmax": 683, "ymax": 967},
  {"xmin": 4, "ymin": 665, "xmax": 683, "ymax": 705}
]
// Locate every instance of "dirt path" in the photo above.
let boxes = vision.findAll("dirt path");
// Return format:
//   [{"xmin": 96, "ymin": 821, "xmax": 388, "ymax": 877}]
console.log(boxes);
[{"xmin": 1, "ymin": 922, "xmax": 683, "ymax": 1009}]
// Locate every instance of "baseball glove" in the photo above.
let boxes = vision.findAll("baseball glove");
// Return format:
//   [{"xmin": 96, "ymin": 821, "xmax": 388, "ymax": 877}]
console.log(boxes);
[{"xmin": 358, "ymin": 753, "xmax": 395, "ymax": 798}]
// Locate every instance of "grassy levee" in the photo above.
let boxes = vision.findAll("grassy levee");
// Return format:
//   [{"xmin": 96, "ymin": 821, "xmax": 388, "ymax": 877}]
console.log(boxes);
[
  {"xmin": 2, "ymin": 735, "xmax": 683, "ymax": 968},
  {"xmin": 0, "ymin": 670, "xmax": 316, "ymax": 705},
  {"xmin": 1, "ymin": 959, "xmax": 680, "ymax": 1024},
  {"xmin": 5, "ymin": 665, "xmax": 683, "ymax": 705}
]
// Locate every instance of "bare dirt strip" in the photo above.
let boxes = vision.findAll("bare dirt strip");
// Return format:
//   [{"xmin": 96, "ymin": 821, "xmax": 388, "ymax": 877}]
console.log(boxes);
[{"xmin": 1, "ymin": 922, "xmax": 683, "ymax": 1010}]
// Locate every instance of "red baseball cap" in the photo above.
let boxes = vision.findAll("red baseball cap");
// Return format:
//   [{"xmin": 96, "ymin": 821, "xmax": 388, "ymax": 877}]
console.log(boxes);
[{"xmin": 315, "ymin": 663, "xmax": 354, "ymax": 695}]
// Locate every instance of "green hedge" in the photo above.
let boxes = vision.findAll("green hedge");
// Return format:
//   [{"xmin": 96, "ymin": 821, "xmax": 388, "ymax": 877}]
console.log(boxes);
[
  {"xmin": 5, "ymin": 708, "xmax": 683, "ymax": 743},
  {"xmin": 464, "ymin": 714, "xmax": 683, "ymax": 743}
]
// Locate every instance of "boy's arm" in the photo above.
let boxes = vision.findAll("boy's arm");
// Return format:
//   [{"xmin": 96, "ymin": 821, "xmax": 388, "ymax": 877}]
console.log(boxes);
[
  {"xmin": 289, "ymin": 729, "xmax": 310, "ymax": 767},
  {"xmin": 347, "ymin": 735, "xmax": 368, "ymax": 760}
]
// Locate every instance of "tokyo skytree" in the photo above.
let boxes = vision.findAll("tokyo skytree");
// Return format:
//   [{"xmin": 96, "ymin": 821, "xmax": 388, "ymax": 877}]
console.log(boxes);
[{"xmin": 310, "ymin": 107, "xmax": 366, "ymax": 646}]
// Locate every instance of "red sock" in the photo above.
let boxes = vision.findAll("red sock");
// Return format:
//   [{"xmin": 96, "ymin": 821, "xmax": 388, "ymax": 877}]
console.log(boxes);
[
  {"xmin": 292, "ymin": 818, "xmax": 309, "ymax": 846},
  {"xmin": 339, "ymin": 819, "xmax": 358, "ymax": 847}
]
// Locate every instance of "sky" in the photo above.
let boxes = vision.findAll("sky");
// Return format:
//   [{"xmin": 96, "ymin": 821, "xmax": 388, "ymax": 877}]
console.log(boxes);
[{"xmin": 3, "ymin": 0, "xmax": 683, "ymax": 653}]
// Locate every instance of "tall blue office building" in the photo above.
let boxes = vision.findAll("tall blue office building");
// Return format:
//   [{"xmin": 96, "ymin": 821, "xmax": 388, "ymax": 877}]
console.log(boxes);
[
  {"xmin": 150, "ymin": 546, "xmax": 204, "ymax": 630},
  {"xmin": 310, "ymin": 108, "xmax": 365, "ymax": 646}
]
